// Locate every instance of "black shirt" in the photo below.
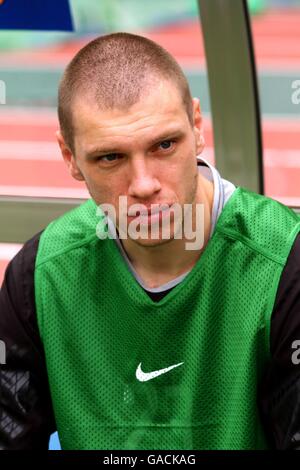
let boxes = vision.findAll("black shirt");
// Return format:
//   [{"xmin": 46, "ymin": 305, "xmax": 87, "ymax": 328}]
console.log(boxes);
[{"xmin": 1, "ymin": 231, "xmax": 300, "ymax": 449}]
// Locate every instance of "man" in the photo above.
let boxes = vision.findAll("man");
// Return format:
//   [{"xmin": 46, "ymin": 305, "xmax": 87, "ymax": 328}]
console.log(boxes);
[{"xmin": 1, "ymin": 32, "xmax": 300, "ymax": 450}]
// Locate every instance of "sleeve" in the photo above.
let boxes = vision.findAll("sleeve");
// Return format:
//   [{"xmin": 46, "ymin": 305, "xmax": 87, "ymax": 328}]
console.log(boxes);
[
  {"xmin": 0, "ymin": 232, "xmax": 56, "ymax": 449},
  {"xmin": 259, "ymin": 232, "xmax": 300, "ymax": 449}
]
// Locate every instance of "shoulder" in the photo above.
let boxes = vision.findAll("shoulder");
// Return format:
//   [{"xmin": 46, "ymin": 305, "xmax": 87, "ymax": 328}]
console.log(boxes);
[
  {"xmin": 35, "ymin": 199, "xmax": 103, "ymax": 267},
  {"xmin": 217, "ymin": 187, "xmax": 300, "ymax": 262}
]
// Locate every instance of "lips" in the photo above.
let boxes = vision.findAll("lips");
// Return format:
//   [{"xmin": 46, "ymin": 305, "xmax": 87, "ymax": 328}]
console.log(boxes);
[
  {"xmin": 126, "ymin": 204, "xmax": 172, "ymax": 226},
  {"xmin": 127, "ymin": 204, "xmax": 171, "ymax": 217}
]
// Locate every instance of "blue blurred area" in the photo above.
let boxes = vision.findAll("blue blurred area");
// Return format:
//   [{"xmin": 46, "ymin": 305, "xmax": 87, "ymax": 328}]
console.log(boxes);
[
  {"xmin": 49, "ymin": 432, "xmax": 61, "ymax": 450},
  {"xmin": 0, "ymin": 0, "xmax": 73, "ymax": 31}
]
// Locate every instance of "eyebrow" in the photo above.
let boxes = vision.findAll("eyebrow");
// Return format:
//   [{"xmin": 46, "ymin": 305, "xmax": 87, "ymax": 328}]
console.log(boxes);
[{"xmin": 85, "ymin": 128, "xmax": 185, "ymax": 161}]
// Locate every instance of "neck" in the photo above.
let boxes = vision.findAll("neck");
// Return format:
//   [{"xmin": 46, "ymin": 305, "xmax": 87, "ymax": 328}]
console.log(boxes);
[{"xmin": 121, "ymin": 174, "xmax": 214, "ymax": 289}]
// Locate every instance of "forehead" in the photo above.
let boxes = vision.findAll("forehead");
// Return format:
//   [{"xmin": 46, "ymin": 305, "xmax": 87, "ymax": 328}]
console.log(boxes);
[{"xmin": 72, "ymin": 80, "xmax": 189, "ymax": 150}]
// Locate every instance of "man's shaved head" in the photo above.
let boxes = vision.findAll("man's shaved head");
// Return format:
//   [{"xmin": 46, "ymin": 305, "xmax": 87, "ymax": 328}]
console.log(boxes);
[{"xmin": 58, "ymin": 32, "xmax": 193, "ymax": 152}]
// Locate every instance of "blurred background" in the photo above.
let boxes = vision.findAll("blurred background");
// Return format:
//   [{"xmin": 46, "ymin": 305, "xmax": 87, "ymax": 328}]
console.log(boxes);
[{"xmin": 0, "ymin": 0, "xmax": 299, "ymax": 448}]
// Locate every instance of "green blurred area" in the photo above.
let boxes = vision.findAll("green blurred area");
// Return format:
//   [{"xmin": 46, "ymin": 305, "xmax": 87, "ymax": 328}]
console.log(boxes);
[
  {"xmin": 0, "ymin": 0, "xmax": 296, "ymax": 50},
  {"xmin": 248, "ymin": 0, "xmax": 266, "ymax": 14}
]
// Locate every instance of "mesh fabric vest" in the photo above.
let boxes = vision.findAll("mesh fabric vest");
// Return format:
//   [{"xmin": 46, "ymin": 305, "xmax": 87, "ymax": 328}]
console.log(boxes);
[{"xmin": 35, "ymin": 187, "xmax": 300, "ymax": 449}]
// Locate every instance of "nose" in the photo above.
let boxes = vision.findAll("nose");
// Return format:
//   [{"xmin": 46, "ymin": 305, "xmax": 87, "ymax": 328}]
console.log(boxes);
[{"xmin": 127, "ymin": 157, "xmax": 161, "ymax": 200}]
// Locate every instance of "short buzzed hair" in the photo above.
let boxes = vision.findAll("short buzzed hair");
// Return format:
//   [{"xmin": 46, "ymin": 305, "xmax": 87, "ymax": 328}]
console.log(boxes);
[{"xmin": 58, "ymin": 32, "xmax": 194, "ymax": 152}]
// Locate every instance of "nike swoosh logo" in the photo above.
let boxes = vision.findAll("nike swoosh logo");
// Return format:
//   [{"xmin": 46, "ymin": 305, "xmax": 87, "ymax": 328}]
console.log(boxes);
[{"xmin": 136, "ymin": 362, "xmax": 184, "ymax": 382}]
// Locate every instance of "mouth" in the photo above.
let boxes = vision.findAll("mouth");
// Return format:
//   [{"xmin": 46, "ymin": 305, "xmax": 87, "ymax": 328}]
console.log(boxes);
[{"xmin": 127, "ymin": 204, "xmax": 172, "ymax": 224}]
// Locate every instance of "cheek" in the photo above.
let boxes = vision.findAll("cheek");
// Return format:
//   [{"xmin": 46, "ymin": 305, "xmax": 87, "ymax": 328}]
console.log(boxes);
[
  {"xmin": 167, "ymin": 150, "xmax": 197, "ymax": 182},
  {"xmin": 86, "ymin": 175, "xmax": 126, "ymax": 208},
  {"xmin": 177, "ymin": 152, "xmax": 198, "ymax": 198},
  {"xmin": 80, "ymin": 171, "xmax": 108, "ymax": 202}
]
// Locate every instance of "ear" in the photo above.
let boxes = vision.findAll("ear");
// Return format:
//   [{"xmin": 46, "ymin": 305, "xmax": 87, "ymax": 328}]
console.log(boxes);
[
  {"xmin": 56, "ymin": 130, "xmax": 85, "ymax": 182},
  {"xmin": 192, "ymin": 98, "xmax": 205, "ymax": 155}
]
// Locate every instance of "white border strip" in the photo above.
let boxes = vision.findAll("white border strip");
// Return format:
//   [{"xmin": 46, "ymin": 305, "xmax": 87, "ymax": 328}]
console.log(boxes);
[
  {"xmin": 275, "ymin": 196, "xmax": 300, "ymax": 207},
  {"xmin": 0, "ymin": 141, "xmax": 60, "ymax": 160},
  {"xmin": 0, "ymin": 244, "xmax": 22, "ymax": 260},
  {"xmin": 264, "ymin": 149, "xmax": 300, "ymax": 167},
  {"xmin": 0, "ymin": 185, "xmax": 89, "ymax": 198}
]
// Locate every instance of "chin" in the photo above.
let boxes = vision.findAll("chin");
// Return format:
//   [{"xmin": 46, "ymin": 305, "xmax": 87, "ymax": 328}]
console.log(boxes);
[{"xmin": 130, "ymin": 234, "xmax": 176, "ymax": 248}]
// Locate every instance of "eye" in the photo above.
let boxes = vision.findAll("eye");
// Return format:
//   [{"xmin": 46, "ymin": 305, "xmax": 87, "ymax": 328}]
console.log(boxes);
[
  {"xmin": 159, "ymin": 140, "xmax": 173, "ymax": 150},
  {"xmin": 99, "ymin": 153, "xmax": 122, "ymax": 162}
]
